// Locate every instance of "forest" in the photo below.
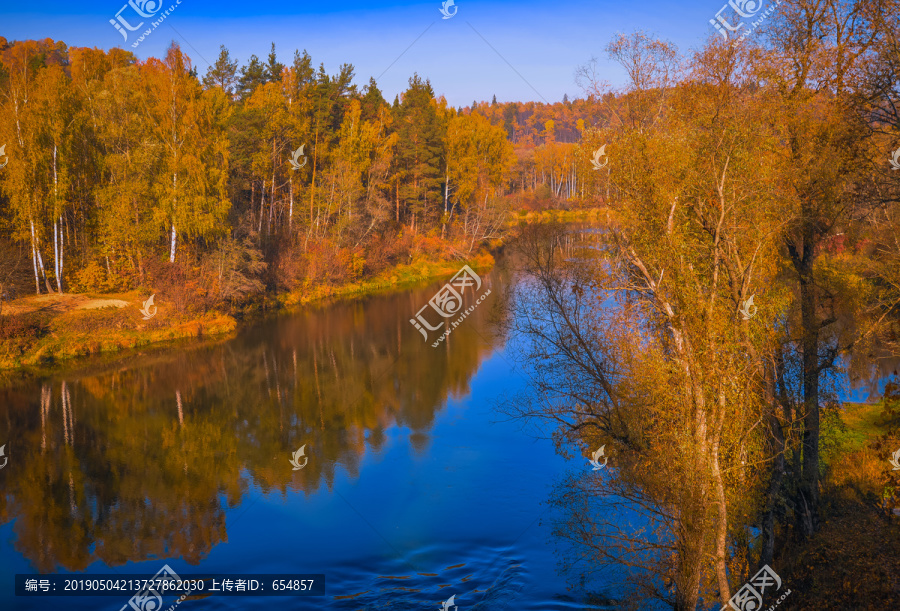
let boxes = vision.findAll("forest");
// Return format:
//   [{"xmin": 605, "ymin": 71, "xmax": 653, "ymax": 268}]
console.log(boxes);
[{"xmin": 0, "ymin": 35, "xmax": 605, "ymax": 309}]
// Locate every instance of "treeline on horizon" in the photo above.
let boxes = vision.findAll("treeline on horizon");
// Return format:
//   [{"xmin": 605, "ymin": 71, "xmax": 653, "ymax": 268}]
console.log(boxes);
[{"xmin": 0, "ymin": 36, "xmax": 610, "ymax": 307}]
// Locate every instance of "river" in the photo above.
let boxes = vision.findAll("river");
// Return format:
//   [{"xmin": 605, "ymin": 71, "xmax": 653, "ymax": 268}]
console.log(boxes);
[{"xmin": 0, "ymin": 256, "xmax": 614, "ymax": 610}]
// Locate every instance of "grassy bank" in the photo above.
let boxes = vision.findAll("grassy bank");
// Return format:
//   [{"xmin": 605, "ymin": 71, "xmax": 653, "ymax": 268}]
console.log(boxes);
[
  {"xmin": 0, "ymin": 295, "xmax": 238, "ymax": 370},
  {"xmin": 511, "ymin": 207, "xmax": 608, "ymax": 224},
  {"xmin": 278, "ymin": 252, "xmax": 494, "ymax": 307},
  {"xmin": 0, "ymin": 253, "xmax": 494, "ymax": 371}
]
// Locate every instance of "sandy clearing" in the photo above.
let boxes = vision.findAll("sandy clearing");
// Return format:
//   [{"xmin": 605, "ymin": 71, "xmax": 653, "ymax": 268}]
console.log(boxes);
[
  {"xmin": 1, "ymin": 294, "xmax": 133, "ymax": 315},
  {"xmin": 76, "ymin": 299, "xmax": 130, "ymax": 310}
]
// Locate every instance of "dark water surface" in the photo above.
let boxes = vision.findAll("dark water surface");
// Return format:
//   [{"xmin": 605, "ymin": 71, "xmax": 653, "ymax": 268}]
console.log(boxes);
[{"xmin": 0, "ymin": 264, "xmax": 606, "ymax": 610}]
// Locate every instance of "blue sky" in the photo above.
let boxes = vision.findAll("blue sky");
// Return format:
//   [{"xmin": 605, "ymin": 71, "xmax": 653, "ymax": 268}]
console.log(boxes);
[{"xmin": 1, "ymin": 0, "xmax": 725, "ymax": 106}]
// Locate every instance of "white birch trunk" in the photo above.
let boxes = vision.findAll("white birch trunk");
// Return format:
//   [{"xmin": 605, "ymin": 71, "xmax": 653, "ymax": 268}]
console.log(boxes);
[
  {"xmin": 59, "ymin": 215, "xmax": 64, "ymax": 292},
  {"xmin": 53, "ymin": 219, "xmax": 60, "ymax": 293},
  {"xmin": 53, "ymin": 145, "xmax": 61, "ymax": 292},
  {"xmin": 169, "ymin": 173, "xmax": 177, "ymax": 263},
  {"xmin": 34, "ymin": 229, "xmax": 51, "ymax": 292},
  {"xmin": 169, "ymin": 222, "xmax": 177, "ymax": 263},
  {"xmin": 30, "ymin": 219, "xmax": 40, "ymax": 294}
]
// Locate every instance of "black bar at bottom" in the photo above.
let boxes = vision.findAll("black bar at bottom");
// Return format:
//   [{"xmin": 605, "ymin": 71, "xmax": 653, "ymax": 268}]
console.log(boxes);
[{"xmin": 15, "ymin": 574, "xmax": 326, "ymax": 596}]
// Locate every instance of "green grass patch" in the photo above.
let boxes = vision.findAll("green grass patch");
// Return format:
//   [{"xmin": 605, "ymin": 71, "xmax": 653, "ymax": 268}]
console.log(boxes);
[{"xmin": 280, "ymin": 253, "xmax": 495, "ymax": 307}]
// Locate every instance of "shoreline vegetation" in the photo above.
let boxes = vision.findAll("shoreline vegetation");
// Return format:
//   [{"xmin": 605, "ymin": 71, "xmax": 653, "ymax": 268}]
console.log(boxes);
[
  {"xmin": 0, "ymin": 208, "xmax": 606, "ymax": 371},
  {"xmin": 0, "ymin": 34, "xmax": 613, "ymax": 374},
  {"xmin": 0, "ymin": 249, "xmax": 498, "ymax": 371}
]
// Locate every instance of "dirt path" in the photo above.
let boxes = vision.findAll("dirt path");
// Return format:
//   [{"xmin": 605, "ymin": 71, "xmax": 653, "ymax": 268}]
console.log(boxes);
[{"xmin": 1, "ymin": 293, "xmax": 130, "ymax": 315}]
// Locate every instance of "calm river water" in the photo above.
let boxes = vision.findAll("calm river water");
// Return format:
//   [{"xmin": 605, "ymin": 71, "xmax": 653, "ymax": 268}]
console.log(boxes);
[{"xmin": 0, "ymin": 259, "xmax": 617, "ymax": 610}]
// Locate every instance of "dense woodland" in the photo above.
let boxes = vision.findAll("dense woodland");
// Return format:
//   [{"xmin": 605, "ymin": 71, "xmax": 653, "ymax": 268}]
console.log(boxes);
[{"xmin": 0, "ymin": 36, "xmax": 610, "ymax": 306}]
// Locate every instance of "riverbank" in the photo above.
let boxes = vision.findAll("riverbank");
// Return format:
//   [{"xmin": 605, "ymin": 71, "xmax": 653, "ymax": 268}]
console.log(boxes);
[
  {"xmin": 511, "ymin": 206, "xmax": 607, "ymax": 224},
  {"xmin": 779, "ymin": 400, "xmax": 900, "ymax": 608},
  {"xmin": 0, "ymin": 253, "xmax": 495, "ymax": 371}
]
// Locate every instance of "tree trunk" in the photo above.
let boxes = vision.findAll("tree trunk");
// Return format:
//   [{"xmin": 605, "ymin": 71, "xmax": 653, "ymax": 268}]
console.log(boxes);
[
  {"xmin": 31, "ymin": 220, "xmax": 52, "ymax": 293},
  {"xmin": 269, "ymin": 166, "xmax": 275, "ymax": 236},
  {"xmin": 760, "ymin": 355, "xmax": 786, "ymax": 568},
  {"xmin": 137, "ymin": 248, "xmax": 145, "ymax": 283},
  {"xmin": 270, "ymin": 139, "xmax": 276, "ymax": 235},
  {"xmin": 53, "ymin": 145, "xmax": 62, "ymax": 293},
  {"xmin": 798, "ymin": 255, "xmax": 820, "ymax": 538},
  {"xmin": 310, "ymin": 125, "xmax": 319, "ymax": 229},
  {"xmin": 442, "ymin": 163, "xmax": 449, "ymax": 239},
  {"xmin": 169, "ymin": 173, "xmax": 178, "ymax": 263},
  {"xmin": 169, "ymin": 222, "xmax": 177, "ymax": 263},
  {"xmin": 675, "ymin": 508, "xmax": 706, "ymax": 611},
  {"xmin": 712, "ymin": 429, "xmax": 732, "ymax": 606},
  {"xmin": 58, "ymin": 215, "xmax": 64, "ymax": 292},
  {"xmin": 259, "ymin": 183, "xmax": 265, "ymax": 234},
  {"xmin": 30, "ymin": 218, "xmax": 41, "ymax": 294},
  {"xmin": 53, "ymin": 219, "xmax": 60, "ymax": 293}
]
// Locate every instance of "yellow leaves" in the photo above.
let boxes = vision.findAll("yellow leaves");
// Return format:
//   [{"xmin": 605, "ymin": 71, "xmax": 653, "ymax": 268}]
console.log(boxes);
[{"xmin": 446, "ymin": 112, "xmax": 515, "ymax": 207}]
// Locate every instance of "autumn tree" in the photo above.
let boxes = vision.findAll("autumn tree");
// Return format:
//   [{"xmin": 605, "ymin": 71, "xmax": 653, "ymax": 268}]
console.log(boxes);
[
  {"xmin": 445, "ymin": 111, "xmax": 515, "ymax": 249},
  {"xmin": 141, "ymin": 43, "xmax": 231, "ymax": 263}
]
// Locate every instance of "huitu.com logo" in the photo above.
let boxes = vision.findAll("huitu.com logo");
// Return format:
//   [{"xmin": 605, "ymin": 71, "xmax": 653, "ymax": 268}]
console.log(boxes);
[
  {"xmin": 889, "ymin": 147, "xmax": 900, "ymax": 170},
  {"xmin": 0, "ymin": 144, "xmax": 8, "ymax": 169},
  {"xmin": 739, "ymin": 295, "xmax": 757, "ymax": 320},
  {"xmin": 889, "ymin": 448, "xmax": 900, "ymax": 471},
  {"xmin": 109, "ymin": 0, "xmax": 183, "ymax": 49},
  {"xmin": 288, "ymin": 145, "xmax": 308, "ymax": 170},
  {"xmin": 589, "ymin": 445, "xmax": 608, "ymax": 470},
  {"xmin": 410, "ymin": 265, "xmax": 491, "ymax": 348},
  {"xmin": 440, "ymin": 594, "xmax": 457, "ymax": 610},
  {"xmin": 723, "ymin": 564, "xmax": 790, "ymax": 611},
  {"xmin": 590, "ymin": 145, "xmax": 608, "ymax": 170},
  {"xmin": 120, "ymin": 564, "xmax": 182, "ymax": 611},
  {"xmin": 439, "ymin": 0, "xmax": 458, "ymax": 19},
  {"xmin": 0, "ymin": 444, "xmax": 7, "ymax": 469},
  {"xmin": 140, "ymin": 295, "xmax": 158, "ymax": 320},
  {"xmin": 709, "ymin": 0, "xmax": 781, "ymax": 44},
  {"xmin": 289, "ymin": 445, "xmax": 308, "ymax": 470}
]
